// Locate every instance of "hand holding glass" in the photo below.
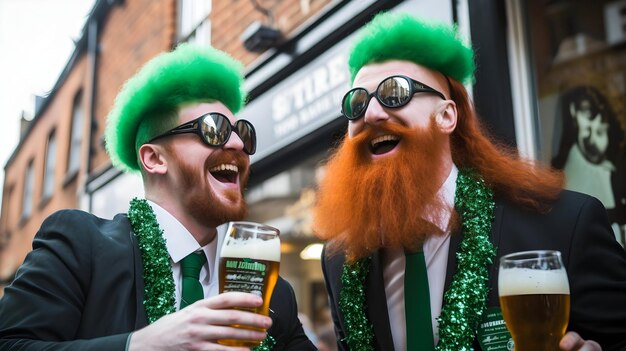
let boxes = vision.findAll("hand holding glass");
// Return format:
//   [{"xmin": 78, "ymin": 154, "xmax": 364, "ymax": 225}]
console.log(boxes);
[
  {"xmin": 218, "ymin": 221, "xmax": 281, "ymax": 347},
  {"xmin": 498, "ymin": 250, "xmax": 570, "ymax": 351}
]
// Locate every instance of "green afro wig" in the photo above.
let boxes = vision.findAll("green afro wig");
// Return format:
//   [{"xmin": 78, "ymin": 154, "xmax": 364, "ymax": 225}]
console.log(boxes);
[
  {"xmin": 105, "ymin": 43, "xmax": 246, "ymax": 172},
  {"xmin": 348, "ymin": 12, "xmax": 475, "ymax": 84}
]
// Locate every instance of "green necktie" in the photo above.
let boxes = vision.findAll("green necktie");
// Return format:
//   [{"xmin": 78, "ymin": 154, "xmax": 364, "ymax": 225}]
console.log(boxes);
[
  {"xmin": 405, "ymin": 249, "xmax": 434, "ymax": 351},
  {"xmin": 180, "ymin": 251, "xmax": 207, "ymax": 309}
]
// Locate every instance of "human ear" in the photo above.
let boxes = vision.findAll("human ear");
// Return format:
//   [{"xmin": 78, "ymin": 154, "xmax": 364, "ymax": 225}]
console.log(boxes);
[
  {"xmin": 138, "ymin": 143, "xmax": 168, "ymax": 175},
  {"xmin": 435, "ymin": 100, "xmax": 457, "ymax": 134}
]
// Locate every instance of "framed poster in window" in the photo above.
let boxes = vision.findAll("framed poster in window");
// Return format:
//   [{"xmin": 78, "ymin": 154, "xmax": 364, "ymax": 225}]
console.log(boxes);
[{"xmin": 525, "ymin": 0, "xmax": 626, "ymax": 245}]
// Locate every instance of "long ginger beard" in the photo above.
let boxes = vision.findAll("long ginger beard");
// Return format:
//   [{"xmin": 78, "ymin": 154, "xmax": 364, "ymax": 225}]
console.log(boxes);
[{"xmin": 313, "ymin": 118, "xmax": 454, "ymax": 262}]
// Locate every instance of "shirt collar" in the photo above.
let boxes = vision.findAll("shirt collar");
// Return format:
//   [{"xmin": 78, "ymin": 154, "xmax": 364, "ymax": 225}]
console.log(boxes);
[
  {"xmin": 441, "ymin": 164, "xmax": 458, "ymax": 208},
  {"xmin": 146, "ymin": 200, "xmax": 203, "ymax": 263},
  {"xmin": 422, "ymin": 164, "xmax": 458, "ymax": 231}
]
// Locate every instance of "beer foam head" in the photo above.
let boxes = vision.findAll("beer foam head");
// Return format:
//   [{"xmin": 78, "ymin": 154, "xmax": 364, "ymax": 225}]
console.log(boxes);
[
  {"xmin": 498, "ymin": 268, "xmax": 570, "ymax": 296},
  {"xmin": 221, "ymin": 237, "xmax": 281, "ymax": 262}
]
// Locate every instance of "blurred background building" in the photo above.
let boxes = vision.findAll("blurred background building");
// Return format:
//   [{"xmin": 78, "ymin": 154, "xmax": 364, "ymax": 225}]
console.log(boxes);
[{"xmin": 1, "ymin": 0, "xmax": 625, "ymax": 339}]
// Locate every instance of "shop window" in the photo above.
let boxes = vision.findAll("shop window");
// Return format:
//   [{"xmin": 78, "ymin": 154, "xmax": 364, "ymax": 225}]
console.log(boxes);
[
  {"xmin": 21, "ymin": 160, "xmax": 35, "ymax": 221},
  {"xmin": 525, "ymin": 0, "xmax": 626, "ymax": 245},
  {"xmin": 42, "ymin": 130, "xmax": 57, "ymax": 201},
  {"xmin": 178, "ymin": 0, "xmax": 212, "ymax": 44},
  {"xmin": 90, "ymin": 172, "xmax": 144, "ymax": 219},
  {"xmin": 246, "ymin": 153, "xmax": 321, "ymax": 238},
  {"xmin": 67, "ymin": 91, "xmax": 83, "ymax": 178},
  {"xmin": 245, "ymin": 151, "xmax": 330, "ymax": 332}
]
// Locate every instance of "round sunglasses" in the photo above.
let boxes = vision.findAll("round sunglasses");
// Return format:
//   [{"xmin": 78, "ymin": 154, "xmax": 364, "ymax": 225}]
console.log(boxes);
[
  {"xmin": 341, "ymin": 75, "xmax": 446, "ymax": 120},
  {"xmin": 148, "ymin": 112, "xmax": 257, "ymax": 155}
]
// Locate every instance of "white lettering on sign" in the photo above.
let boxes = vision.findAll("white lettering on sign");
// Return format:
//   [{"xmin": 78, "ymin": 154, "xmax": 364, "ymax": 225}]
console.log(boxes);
[{"xmin": 271, "ymin": 54, "xmax": 348, "ymax": 137}]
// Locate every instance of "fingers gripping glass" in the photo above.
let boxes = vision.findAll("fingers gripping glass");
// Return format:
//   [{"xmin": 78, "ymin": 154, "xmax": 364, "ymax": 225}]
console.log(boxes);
[
  {"xmin": 148, "ymin": 112, "xmax": 257, "ymax": 155},
  {"xmin": 341, "ymin": 75, "xmax": 446, "ymax": 120}
]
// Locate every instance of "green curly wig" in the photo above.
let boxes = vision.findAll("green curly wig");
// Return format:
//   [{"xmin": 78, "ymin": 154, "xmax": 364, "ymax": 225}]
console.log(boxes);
[
  {"xmin": 348, "ymin": 12, "xmax": 475, "ymax": 84},
  {"xmin": 104, "ymin": 43, "xmax": 246, "ymax": 172}
]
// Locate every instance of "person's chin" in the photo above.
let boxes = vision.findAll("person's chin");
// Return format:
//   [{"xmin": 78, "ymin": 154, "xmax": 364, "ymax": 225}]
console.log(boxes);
[
  {"xmin": 212, "ymin": 186, "xmax": 242, "ymax": 203},
  {"xmin": 582, "ymin": 152, "xmax": 605, "ymax": 165}
]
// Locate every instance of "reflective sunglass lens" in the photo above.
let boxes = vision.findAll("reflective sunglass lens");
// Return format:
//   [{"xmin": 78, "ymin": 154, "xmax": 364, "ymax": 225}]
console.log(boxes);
[
  {"xmin": 378, "ymin": 76, "xmax": 411, "ymax": 107},
  {"xmin": 200, "ymin": 115, "xmax": 227, "ymax": 145},
  {"xmin": 345, "ymin": 89, "xmax": 369, "ymax": 119},
  {"xmin": 236, "ymin": 121, "xmax": 256, "ymax": 154}
]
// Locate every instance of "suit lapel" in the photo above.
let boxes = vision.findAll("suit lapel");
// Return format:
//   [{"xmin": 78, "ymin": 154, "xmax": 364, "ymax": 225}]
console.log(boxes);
[
  {"xmin": 366, "ymin": 251, "xmax": 395, "ymax": 351},
  {"xmin": 445, "ymin": 200, "xmax": 503, "ymax": 296},
  {"xmin": 129, "ymin": 227, "xmax": 149, "ymax": 328},
  {"xmin": 444, "ymin": 229, "xmax": 463, "ymax": 292},
  {"xmin": 443, "ymin": 200, "xmax": 504, "ymax": 350},
  {"xmin": 487, "ymin": 200, "xmax": 504, "ymax": 305}
]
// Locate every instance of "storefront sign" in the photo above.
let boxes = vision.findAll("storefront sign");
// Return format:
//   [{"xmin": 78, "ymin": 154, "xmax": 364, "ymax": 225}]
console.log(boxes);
[{"xmin": 240, "ymin": 39, "xmax": 352, "ymax": 162}]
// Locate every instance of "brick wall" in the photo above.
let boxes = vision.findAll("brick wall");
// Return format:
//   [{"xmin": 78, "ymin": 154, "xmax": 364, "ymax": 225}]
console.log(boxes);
[
  {"xmin": 90, "ymin": 0, "xmax": 177, "ymax": 173},
  {"xmin": 212, "ymin": 0, "xmax": 332, "ymax": 65},
  {"xmin": 0, "ymin": 0, "xmax": 178, "ymax": 288},
  {"xmin": 0, "ymin": 55, "xmax": 89, "ymax": 282}
]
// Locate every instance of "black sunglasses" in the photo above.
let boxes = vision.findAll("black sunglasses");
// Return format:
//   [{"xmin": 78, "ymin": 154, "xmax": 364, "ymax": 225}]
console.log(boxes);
[
  {"xmin": 341, "ymin": 75, "xmax": 446, "ymax": 120},
  {"xmin": 148, "ymin": 112, "xmax": 257, "ymax": 155}
]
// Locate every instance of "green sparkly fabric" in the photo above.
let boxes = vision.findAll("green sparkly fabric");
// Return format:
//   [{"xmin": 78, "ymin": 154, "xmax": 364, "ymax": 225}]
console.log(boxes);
[
  {"xmin": 128, "ymin": 198, "xmax": 276, "ymax": 348},
  {"xmin": 340, "ymin": 257, "xmax": 374, "ymax": 350},
  {"xmin": 128, "ymin": 198, "xmax": 176, "ymax": 324},
  {"xmin": 253, "ymin": 335, "xmax": 277, "ymax": 351},
  {"xmin": 338, "ymin": 169, "xmax": 496, "ymax": 351}
]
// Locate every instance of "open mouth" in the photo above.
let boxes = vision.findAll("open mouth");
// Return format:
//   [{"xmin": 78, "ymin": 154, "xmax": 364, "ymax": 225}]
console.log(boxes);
[
  {"xmin": 209, "ymin": 164, "xmax": 239, "ymax": 184},
  {"xmin": 369, "ymin": 135, "xmax": 400, "ymax": 155}
]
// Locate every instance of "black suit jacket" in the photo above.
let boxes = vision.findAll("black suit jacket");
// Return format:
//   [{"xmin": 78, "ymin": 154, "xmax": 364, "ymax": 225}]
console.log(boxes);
[
  {"xmin": 322, "ymin": 191, "xmax": 626, "ymax": 351},
  {"xmin": 0, "ymin": 209, "xmax": 315, "ymax": 351}
]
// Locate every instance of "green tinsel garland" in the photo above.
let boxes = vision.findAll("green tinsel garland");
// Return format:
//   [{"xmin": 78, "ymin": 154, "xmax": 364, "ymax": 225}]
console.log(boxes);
[
  {"xmin": 340, "ymin": 257, "xmax": 374, "ymax": 350},
  {"xmin": 338, "ymin": 169, "xmax": 496, "ymax": 350},
  {"xmin": 128, "ymin": 198, "xmax": 276, "ymax": 350},
  {"xmin": 128, "ymin": 198, "xmax": 176, "ymax": 323},
  {"xmin": 253, "ymin": 335, "xmax": 277, "ymax": 350}
]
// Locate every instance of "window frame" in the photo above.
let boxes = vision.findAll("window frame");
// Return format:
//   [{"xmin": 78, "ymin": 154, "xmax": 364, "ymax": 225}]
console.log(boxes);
[
  {"xmin": 21, "ymin": 159, "xmax": 35, "ymax": 222},
  {"xmin": 41, "ymin": 129, "xmax": 57, "ymax": 202},
  {"xmin": 66, "ymin": 90, "xmax": 84, "ymax": 180}
]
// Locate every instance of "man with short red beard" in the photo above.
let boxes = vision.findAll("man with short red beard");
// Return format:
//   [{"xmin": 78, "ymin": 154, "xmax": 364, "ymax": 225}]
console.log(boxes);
[
  {"xmin": 0, "ymin": 44, "xmax": 315, "ymax": 351},
  {"xmin": 314, "ymin": 13, "xmax": 626, "ymax": 351}
]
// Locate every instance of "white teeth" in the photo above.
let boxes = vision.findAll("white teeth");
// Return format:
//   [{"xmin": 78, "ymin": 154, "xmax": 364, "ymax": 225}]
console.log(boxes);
[
  {"xmin": 209, "ymin": 164, "xmax": 238, "ymax": 173},
  {"xmin": 370, "ymin": 135, "xmax": 400, "ymax": 147}
]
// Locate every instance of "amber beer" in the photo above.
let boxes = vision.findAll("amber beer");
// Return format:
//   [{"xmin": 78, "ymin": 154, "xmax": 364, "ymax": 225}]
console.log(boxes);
[
  {"xmin": 498, "ymin": 251, "xmax": 570, "ymax": 351},
  {"xmin": 218, "ymin": 221, "xmax": 280, "ymax": 347}
]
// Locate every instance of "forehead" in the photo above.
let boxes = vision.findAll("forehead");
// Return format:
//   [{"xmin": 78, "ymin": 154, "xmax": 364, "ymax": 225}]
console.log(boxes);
[
  {"xmin": 352, "ymin": 60, "xmax": 448, "ymax": 93},
  {"xmin": 177, "ymin": 101, "xmax": 235, "ymax": 123}
]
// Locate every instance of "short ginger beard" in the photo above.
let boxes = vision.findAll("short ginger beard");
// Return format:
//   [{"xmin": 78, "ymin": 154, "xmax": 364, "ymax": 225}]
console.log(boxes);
[
  {"xmin": 177, "ymin": 150, "xmax": 249, "ymax": 228},
  {"xmin": 313, "ymin": 118, "xmax": 453, "ymax": 262}
]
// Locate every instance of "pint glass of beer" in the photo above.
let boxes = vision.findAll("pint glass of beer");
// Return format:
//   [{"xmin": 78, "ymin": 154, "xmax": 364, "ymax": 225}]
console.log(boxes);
[
  {"xmin": 218, "ymin": 221, "xmax": 280, "ymax": 347},
  {"xmin": 498, "ymin": 250, "xmax": 570, "ymax": 351}
]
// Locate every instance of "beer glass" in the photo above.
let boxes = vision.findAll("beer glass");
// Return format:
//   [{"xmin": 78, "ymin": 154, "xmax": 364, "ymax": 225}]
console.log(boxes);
[
  {"xmin": 498, "ymin": 250, "xmax": 570, "ymax": 351},
  {"xmin": 218, "ymin": 221, "xmax": 281, "ymax": 347}
]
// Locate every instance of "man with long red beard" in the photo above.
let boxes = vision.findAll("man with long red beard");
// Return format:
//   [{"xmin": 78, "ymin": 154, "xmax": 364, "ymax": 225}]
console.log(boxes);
[
  {"xmin": 0, "ymin": 44, "xmax": 315, "ymax": 351},
  {"xmin": 314, "ymin": 13, "xmax": 626, "ymax": 351}
]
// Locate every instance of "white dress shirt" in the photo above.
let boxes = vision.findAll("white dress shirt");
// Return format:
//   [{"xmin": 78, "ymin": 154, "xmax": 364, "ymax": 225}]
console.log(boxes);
[
  {"xmin": 383, "ymin": 165, "xmax": 458, "ymax": 350},
  {"xmin": 147, "ymin": 201, "xmax": 222, "ymax": 309}
]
